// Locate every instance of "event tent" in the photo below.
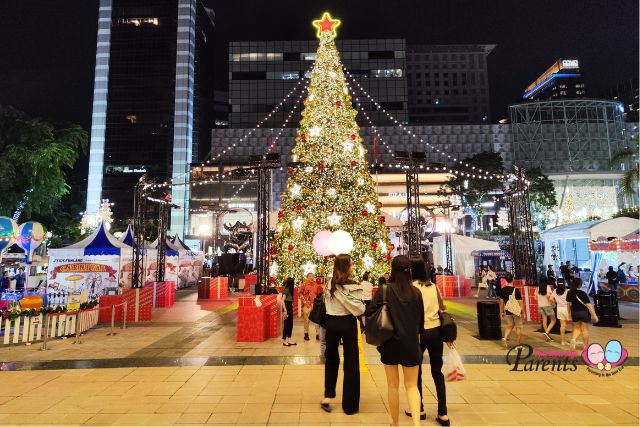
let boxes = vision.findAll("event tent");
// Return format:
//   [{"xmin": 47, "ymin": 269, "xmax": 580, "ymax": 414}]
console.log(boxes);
[{"xmin": 432, "ymin": 234, "xmax": 500, "ymax": 278}]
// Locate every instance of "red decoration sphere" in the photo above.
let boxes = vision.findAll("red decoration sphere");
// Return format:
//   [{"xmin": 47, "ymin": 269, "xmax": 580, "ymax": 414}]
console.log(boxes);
[
  {"xmin": 335, "ymin": 100, "xmax": 341, "ymax": 107},
  {"xmin": 318, "ymin": 162, "xmax": 325, "ymax": 170},
  {"xmin": 269, "ymin": 277, "xmax": 276, "ymax": 283},
  {"xmin": 315, "ymin": 277, "xmax": 323, "ymax": 285},
  {"xmin": 379, "ymin": 215, "xmax": 386, "ymax": 223},
  {"xmin": 269, "ymin": 246, "xmax": 276, "ymax": 254},
  {"xmin": 288, "ymin": 244, "xmax": 294, "ymax": 251},
  {"xmin": 300, "ymin": 133, "xmax": 307, "ymax": 141},
  {"xmin": 303, "ymin": 98, "xmax": 308, "ymax": 104},
  {"xmin": 350, "ymin": 161, "xmax": 358, "ymax": 167},
  {"xmin": 384, "ymin": 254, "xmax": 391, "ymax": 261},
  {"xmin": 370, "ymin": 242, "xmax": 377, "ymax": 249},
  {"xmin": 295, "ymin": 205, "xmax": 302, "ymax": 212},
  {"xmin": 277, "ymin": 211, "xmax": 284, "ymax": 219},
  {"xmin": 287, "ymin": 168, "xmax": 294, "ymax": 174},
  {"xmin": 361, "ymin": 210, "xmax": 369, "ymax": 216},
  {"xmin": 350, "ymin": 134, "xmax": 356, "ymax": 140}
]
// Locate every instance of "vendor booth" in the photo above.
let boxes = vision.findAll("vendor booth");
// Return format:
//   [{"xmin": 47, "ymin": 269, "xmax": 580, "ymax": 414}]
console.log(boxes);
[
  {"xmin": 47, "ymin": 223, "xmax": 132, "ymax": 297},
  {"xmin": 589, "ymin": 231, "xmax": 640, "ymax": 302},
  {"xmin": 171, "ymin": 234, "xmax": 204, "ymax": 287},
  {"xmin": 541, "ymin": 217, "xmax": 639, "ymax": 298},
  {"xmin": 433, "ymin": 234, "xmax": 501, "ymax": 278}
]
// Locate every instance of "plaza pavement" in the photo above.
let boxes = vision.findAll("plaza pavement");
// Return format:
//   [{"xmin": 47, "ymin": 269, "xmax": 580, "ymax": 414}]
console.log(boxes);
[{"xmin": 0, "ymin": 288, "xmax": 638, "ymax": 426}]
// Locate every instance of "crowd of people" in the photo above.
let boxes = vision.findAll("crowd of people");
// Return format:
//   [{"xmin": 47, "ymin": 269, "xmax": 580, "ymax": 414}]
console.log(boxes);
[{"xmin": 279, "ymin": 255, "xmax": 453, "ymax": 426}]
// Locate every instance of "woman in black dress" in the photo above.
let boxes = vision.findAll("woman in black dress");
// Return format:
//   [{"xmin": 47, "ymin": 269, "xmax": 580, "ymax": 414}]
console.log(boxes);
[{"xmin": 366, "ymin": 255, "xmax": 424, "ymax": 426}]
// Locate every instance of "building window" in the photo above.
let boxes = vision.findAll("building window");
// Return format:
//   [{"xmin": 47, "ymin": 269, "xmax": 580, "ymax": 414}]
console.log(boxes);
[
  {"xmin": 372, "ymin": 69, "xmax": 403, "ymax": 78},
  {"xmin": 126, "ymin": 114, "xmax": 137, "ymax": 124},
  {"xmin": 301, "ymin": 52, "xmax": 316, "ymax": 61},
  {"xmin": 230, "ymin": 52, "xmax": 284, "ymax": 61},
  {"xmin": 266, "ymin": 71, "xmax": 299, "ymax": 80},
  {"xmin": 368, "ymin": 50, "xmax": 395, "ymax": 59}
]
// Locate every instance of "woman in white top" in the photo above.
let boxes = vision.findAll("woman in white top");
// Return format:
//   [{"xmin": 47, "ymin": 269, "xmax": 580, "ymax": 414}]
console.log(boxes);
[
  {"xmin": 550, "ymin": 279, "xmax": 569, "ymax": 345},
  {"xmin": 474, "ymin": 267, "xmax": 488, "ymax": 298},
  {"xmin": 486, "ymin": 266, "xmax": 498, "ymax": 298},
  {"xmin": 537, "ymin": 277, "xmax": 556, "ymax": 342}
]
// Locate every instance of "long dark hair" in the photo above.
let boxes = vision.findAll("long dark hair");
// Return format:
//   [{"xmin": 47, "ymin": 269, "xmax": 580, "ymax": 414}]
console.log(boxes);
[
  {"xmin": 362, "ymin": 271, "xmax": 370, "ymax": 281},
  {"xmin": 410, "ymin": 256, "xmax": 430, "ymax": 286},
  {"xmin": 537, "ymin": 276, "xmax": 548, "ymax": 296},
  {"xmin": 284, "ymin": 277, "xmax": 295, "ymax": 296},
  {"xmin": 555, "ymin": 279, "xmax": 566, "ymax": 295},
  {"xmin": 389, "ymin": 255, "xmax": 414, "ymax": 299},
  {"xmin": 330, "ymin": 254, "xmax": 353, "ymax": 296}
]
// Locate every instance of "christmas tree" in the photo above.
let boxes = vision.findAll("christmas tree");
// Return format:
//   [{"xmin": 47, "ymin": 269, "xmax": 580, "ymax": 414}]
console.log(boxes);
[{"xmin": 271, "ymin": 13, "xmax": 391, "ymax": 284}]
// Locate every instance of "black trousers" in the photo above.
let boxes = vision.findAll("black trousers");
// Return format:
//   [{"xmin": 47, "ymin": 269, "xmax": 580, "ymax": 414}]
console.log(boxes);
[
  {"xmin": 324, "ymin": 315, "xmax": 360, "ymax": 415},
  {"xmin": 282, "ymin": 301, "xmax": 293, "ymax": 339},
  {"xmin": 418, "ymin": 327, "xmax": 447, "ymax": 416}
]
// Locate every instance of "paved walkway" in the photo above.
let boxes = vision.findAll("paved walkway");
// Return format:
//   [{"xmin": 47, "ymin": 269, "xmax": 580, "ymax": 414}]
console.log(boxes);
[{"xmin": 0, "ymin": 288, "xmax": 638, "ymax": 426}]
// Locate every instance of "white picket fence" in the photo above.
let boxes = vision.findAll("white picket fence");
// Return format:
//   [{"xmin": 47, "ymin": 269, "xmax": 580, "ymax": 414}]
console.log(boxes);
[{"xmin": 1, "ymin": 308, "xmax": 100, "ymax": 345}]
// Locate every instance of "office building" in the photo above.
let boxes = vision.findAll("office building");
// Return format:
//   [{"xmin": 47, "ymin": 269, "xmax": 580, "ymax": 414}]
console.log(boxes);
[
  {"xmin": 85, "ymin": 0, "xmax": 215, "ymax": 236},
  {"xmin": 523, "ymin": 59, "xmax": 586, "ymax": 100},
  {"xmin": 228, "ymin": 39, "xmax": 408, "ymax": 128},
  {"xmin": 600, "ymin": 77, "xmax": 639, "ymax": 123},
  {"xmin": 406, "ymin": 45, "xmax": 495, "ymax": 124}
]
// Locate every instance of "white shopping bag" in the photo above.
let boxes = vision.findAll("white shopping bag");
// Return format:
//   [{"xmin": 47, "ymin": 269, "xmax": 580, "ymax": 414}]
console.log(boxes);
[{"xmin": 445, "ymin": 348, "xmax": 466, "ymax": 382}]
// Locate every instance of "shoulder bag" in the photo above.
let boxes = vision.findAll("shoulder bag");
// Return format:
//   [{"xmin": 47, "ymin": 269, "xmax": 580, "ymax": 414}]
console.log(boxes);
[
  {"xmin": 436, "ymin": 287, "xmax": 457, "ymax": 342},
  {"xmin": 309, "ymin": 290, "xmax": 327, "ymax": 327},
  {"xmin": 365, "ymin": 284, "xmax": 394, "ymax": 346},
  {"xmin": 505, "ymin": 288, "xmax": 522, "ymax": 316}
]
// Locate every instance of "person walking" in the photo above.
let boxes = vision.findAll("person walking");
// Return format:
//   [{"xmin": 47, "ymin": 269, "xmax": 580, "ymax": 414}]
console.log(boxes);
[
  {"xmin": 546, "ymin": 265, "xmax": 556, "ymax": 281},
  {"xmin": 474, "ymin": 266, "xmax": 488, "ymax": 298},
  {"xmin": 566, "ymin": 278, "xmax": 598, "ymax": 350},
  {"xmin": 605, "ymin": 266, "xmax": 619, "ymax": 291},
  {"xmin": 321, "ymin": 254, "xmax": 365, "ymax": 415},
  {"xmin": 408, "ymin": 257, "xmax": 452, "ymax": 426},
  {"xmin": 300, "ymin": 273, "xmax": 320, "ymax": 341},
  {"xmin": 486, "ymin": 266, "xmax": 497, "ymax": 298},
  {"xmin": 537, "ymin": 277, "xmax": 556, "ymax": 342},
  {"xmin": 550, "ymin": 279, "xmax": 569, "ymax": 345},
  {"xmin": 281, "ymin": 277, "xmax": 297, "ymax": 346},
  {"xmin": 499, "ymin": 273, "xmax": 525, "ymax": 348},
  {"xmin": 13, "ymin": 267, "xmax": 26, "ymax": 291},
  {"xmin": 366, "ymin": 255, "xmax": 424, "ymax": 427}
]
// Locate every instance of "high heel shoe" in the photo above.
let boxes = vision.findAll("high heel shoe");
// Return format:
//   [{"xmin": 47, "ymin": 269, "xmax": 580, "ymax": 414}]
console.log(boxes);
[
  {"xmin": 435, "ymin": 415, "xmax": 450, "ymax": 426},
  {"xmin": 404, "ymin": 410, "xmax": 426, "ymax": 420}
]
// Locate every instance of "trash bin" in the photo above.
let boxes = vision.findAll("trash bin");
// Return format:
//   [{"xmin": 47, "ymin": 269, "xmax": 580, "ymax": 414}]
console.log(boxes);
[{"xmin": 477, "ymin": 301, "xmax": 502, "ymax": 339}]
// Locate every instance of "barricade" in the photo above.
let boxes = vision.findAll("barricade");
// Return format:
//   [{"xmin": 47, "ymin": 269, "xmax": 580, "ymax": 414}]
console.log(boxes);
[
  {"xmin": 514, "ymin": 279, "xmax": 539, "ymax": 322},
  {"xmin": 436, "ymin": 275, "xmax": 472, "ymax": 297},
  {"xmin": 198, "ymin": 277, "xmax": 228, "ymax": 300},
  {"xmin": 152, "ymin": 281, "xmax": 176, "ymax": 308},
  {"xmin": 98, "ymin": 288, "xmax": 152, "ymax": 322}
]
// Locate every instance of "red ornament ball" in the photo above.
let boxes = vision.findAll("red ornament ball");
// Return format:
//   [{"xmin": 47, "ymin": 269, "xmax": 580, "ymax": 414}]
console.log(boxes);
[
  {"xmin": 315, "ymin": 277, "xmax": 323, "ymax": 285},
  {"xmin": 287, "ymin": 168, "xmax": 294, "ymax": 175},
  {"xmin": 378, "ymin": 215, "xmax": 386, "ymax": 223},
  {"xmin": 317, "ymin": 162, "xmax": 325, "ymax": 170},
  {"xmin": 269, "ymin": 246, "xmax": 276, "ymax": 254},
  {"xmin": 361, "ymin": 210, "xmax": 369, "ymax": 216},
  {"xmin": 300, "ymin": 133, "xmax": 307, "ymax": 141},
  {"xmin": 269, "ymin": 277, "xmax": 276, "ymax": 283},
  {"xmin": 384, "ymin": 254, "xmax": 391, "ymax": 261},
  {"xmin": 350, "ymin": 134, "xmax": 356, "ymax": 140},
  {"xmin": 295, "ymin": 204, "xmax": 302, "ymax": 212},
  {"xmin": 335, "ymin": 100, "xmax": 342, "ymax": 107},
  {"xmin": 350, "ymin": 160, "xmax": 358, "ymax": 167},
  {"xmin": 370, "ymin": 242, "xmax": 377, "ymax": 249},
  {"xmin": 277, "ymin": 211, "xmax": 284, "ymax": 219},
  {"xmin": 287, "ymin": 244, "xmax": 294, "ymax": 251}
]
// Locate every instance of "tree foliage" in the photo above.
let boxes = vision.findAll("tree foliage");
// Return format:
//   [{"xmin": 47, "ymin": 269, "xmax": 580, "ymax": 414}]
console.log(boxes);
[
  {"xmin": 445, "ymin": 152, "xmax": 504, "ymax": 232},
  {"xmin": 0, "ymin": 106, "xmax": 87, "ymax": 218},
  {"xmin": 611, "ymin": 136, "xmax": 639, "ymax": 195}
]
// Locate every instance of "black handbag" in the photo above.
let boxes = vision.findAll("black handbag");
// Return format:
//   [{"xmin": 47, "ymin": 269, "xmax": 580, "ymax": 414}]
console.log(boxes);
[
  {"xmin": 365, "ymin": 285, "xmax": 394, "ymax": 346},
  {"xmin": 436, "ymin": 287, "xmax": 457, "ymax": 342},
  {"xmin": 309, "ymin": 292, "xmax": 327, "ymax": 326}
]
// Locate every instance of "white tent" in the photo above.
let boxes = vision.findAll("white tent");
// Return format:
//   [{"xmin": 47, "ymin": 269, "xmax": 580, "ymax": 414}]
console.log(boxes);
[
  {"xmin": 541, "ymin": 217, "xmax": 639, "ymax": 269},
  {"xmin": 432, "ymin": 234, "xmax": 500, "ymax": 278}
]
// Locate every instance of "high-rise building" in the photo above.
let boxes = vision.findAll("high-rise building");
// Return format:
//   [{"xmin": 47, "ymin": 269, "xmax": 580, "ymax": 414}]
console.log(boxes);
[
  {"xmin": 523, "ymin": 59, "xmax": 585, "ymax": 101},
  {"xmin": 85, "ymin": 0, "xmax": 215, "ymax": 236},
  {"xmin": 406, "ymin": 45, "xmax": 495, "ymax": 124},
  {"xmin": 228, "ymin": 39, "xmax": 408, "ymax": 128},
  {"xmin": 600, "ymin": 77, "xmax": 639, "ymax": 122}
]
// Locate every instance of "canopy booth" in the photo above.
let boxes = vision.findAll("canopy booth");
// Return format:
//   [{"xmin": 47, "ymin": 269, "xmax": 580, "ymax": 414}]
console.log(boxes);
[
  {"xmin": 589, "ymin": 231, "xmax": 640, "ymax": 302},
  {"xmin": 171, "ymin": 234, "xmax": 205, "ymax": 287},
  {"xmin": 47, "ymin": 223, "xmax": 132, "ymax": 297},
  {"xmin": 117, "ymin": 226, "xmax": 158, "ymax": 286},
  {"xmin": 432, "ymin": 234, "xmax": 501, "ymax": 278},
  {"xmin": 149, "ymin": 238, "xmax": 181, "ymax": 287}
]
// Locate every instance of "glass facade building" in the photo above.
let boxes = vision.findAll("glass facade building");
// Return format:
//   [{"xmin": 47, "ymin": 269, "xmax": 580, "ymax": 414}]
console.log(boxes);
[
  {"xmin": 522, "ymin": 59, "xmax": 586, "ymax": 101},
  {"xmin": 85, "ymin": 0, "xmax": 215, "ymax": 236},
  {"xmin": 228, "ymin": 39, "xmax": 408, "ymax": 128},
  {"xmin": 406, "ymin": 45, "xmax": 495, "ymax": 124}
]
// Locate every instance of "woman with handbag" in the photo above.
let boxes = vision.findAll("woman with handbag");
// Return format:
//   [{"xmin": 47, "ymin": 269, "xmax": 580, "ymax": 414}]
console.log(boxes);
[
  {"xmin": 408, "ymin": 257, "xmax": 453, "ymax": 426},
  {"xmin": 365, "ymin": 255, "xmax": 424, "ymax": 427},
  {"xmin": 566, "ymin": 278, "xmax": 599, "ymax": 350},
  {"xmin": 320, "ymin": 254, "xmax": 365, "ymax": 415},
  {"xmin": 281, "ymin": 277, "xmax": 297, "ymax": 346}
]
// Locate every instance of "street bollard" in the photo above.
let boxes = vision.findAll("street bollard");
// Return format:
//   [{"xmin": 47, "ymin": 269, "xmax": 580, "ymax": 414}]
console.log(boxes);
[
  {"xmin": 122, "ymin": 302, "xmax": 127, "ymax": 329},
  {"xmin": 40, "ymin": 313, "xmax": 49, "ymax": 351},
  {"xmin": 107, "ymin": 304, "xmax": 116, "ymax": 336}
]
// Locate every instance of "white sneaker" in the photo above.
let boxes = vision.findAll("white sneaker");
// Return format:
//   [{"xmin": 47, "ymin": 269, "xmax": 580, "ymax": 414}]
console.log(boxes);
[
  {"xmin": 501, "ymin": 337, "xmax": 508, "ymax": 348},
  {"xmin": 570, "ymin": 339, "xmax": 576, "ymax": 350}
]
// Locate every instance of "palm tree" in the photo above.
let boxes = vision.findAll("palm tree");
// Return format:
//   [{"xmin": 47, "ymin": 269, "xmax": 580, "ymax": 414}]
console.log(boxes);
[{"xmin": 611, "ymin": 136, "xmax": 639, "ymax": 196}]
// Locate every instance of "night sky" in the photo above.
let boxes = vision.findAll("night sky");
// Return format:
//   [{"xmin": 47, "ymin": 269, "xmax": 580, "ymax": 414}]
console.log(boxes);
[{"xmin": 0, "ymin": 0, "xmax": 638, "ymax": 130}]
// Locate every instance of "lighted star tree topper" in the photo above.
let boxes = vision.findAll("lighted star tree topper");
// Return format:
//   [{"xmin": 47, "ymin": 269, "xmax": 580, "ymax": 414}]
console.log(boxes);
[{"xmin": 271, "ymin": 12, "xmax": 392, "ymax": 284}]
